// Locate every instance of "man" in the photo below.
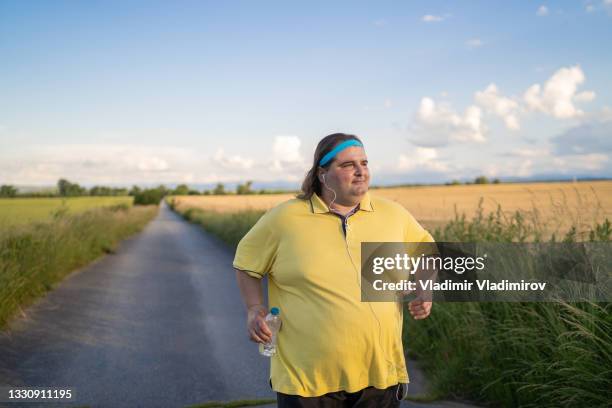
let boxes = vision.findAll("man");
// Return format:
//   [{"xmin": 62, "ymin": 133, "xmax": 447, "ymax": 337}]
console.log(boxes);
[{"xmin": 233, "ymin": 133, "xmax": 434, "ymax": 408}]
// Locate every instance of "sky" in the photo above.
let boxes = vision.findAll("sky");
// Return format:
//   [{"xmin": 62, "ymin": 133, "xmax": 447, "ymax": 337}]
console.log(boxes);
[{"xmin": 1, "ymin": 0, "xmax": 611, "ymax": 188}]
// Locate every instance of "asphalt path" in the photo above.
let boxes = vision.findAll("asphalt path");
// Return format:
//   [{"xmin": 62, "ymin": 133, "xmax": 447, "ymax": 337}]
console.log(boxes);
[
  {"xmin": 0, "ymin": 201, "xmax": 273, "ymax": 408},
  {"xmin": 0, "ymin": 201, "xmax": 479, "ymax": 408}
]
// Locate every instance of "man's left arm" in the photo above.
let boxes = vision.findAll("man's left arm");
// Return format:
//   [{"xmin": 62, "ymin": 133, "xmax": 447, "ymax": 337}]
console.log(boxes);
[
  {"xmin": 406, "ymin": 229, "xmax": 438, "ymax": 320},
  {"xmin": 407, "ymin": 254, "xmax": 436, "ymax": 320}
]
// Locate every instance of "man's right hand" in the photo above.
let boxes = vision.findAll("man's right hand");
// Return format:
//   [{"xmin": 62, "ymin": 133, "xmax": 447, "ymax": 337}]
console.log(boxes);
[{"xmin": 247, "ymin": 304, "xmax": 272, "ymax": 344}]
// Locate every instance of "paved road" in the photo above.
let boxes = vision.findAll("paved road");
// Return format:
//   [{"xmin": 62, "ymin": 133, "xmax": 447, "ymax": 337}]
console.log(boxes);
[
  {"xmin": 0, "ymin": 202, "xmax": 274, "ymax": 408},
  {"xmin": 0, "ymin": 201, "xmax": 479, "ymax": 408}
]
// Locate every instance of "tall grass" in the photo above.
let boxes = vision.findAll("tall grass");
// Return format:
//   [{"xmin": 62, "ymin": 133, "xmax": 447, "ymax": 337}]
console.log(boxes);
[
  {"xmin": 406, "ymin": 205, "xmax": 612, "ymax": 407},
  {"xmin": 169, "ymin": 198, "xmax": 611, "ymax": 407},
  {"xmin": 168, "ymin": 198, "xmax": 264, "ymax": 248},
  {"xmin": 0, "ymin": 204, "xmax": 158, "ymax": 330}
]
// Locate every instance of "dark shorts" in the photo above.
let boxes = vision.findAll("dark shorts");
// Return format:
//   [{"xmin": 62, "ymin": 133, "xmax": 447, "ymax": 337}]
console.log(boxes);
[{"xmin": 276, "ymin": 383, "xmax": 407, "ymax": 408}]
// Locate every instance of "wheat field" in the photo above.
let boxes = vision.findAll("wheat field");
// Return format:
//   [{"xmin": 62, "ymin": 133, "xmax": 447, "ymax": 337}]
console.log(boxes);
[{"xmin": 171, "ymin": 181, "xmax": 612, "ymax": 234}]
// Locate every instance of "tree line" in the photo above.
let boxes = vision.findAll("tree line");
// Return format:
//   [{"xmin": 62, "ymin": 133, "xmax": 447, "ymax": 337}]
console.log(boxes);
[
  {"xmin": 0, "ymin": 179, "xmax": 291, "ymax": 202},
  {"xmin": 1, "ymin": 176, "xmax": 503, "ymax": 200},
  {"xmin": 445, "ymin": 176, "xmax": 501, "ymax": 186}
]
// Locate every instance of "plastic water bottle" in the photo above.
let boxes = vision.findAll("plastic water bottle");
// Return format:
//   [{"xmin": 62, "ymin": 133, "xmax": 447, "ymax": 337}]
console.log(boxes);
[{"xmin": 259, "ymin": 307, "xmax": 281, "ymax": 357}]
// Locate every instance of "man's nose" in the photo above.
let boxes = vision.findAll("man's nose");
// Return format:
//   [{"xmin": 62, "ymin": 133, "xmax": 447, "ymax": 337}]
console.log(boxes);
[{"xmin": 354, "ymin": 164, "xmax": 365, "ymax": 175}]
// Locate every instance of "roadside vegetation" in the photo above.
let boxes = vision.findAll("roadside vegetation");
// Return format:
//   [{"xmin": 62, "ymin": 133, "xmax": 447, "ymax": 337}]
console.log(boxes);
[{"xmin": 0, "ymin": 204, "xmax": 158, "ymax": 330}]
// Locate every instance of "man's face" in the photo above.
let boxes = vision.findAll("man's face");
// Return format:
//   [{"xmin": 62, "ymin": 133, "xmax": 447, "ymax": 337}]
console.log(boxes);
[{"xmin": 320, "ymin": 146, "xmax": 370, "ymax": 203}]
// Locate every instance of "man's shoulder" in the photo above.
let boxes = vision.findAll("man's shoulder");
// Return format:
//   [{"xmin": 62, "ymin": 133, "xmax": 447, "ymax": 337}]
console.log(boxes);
[
  {"xmin": 369, "ymin": 194, "xmax": 410, "ymax": 215},
  {"xmin": 369, "ymin": 194, "xmax": 424, "ymax": 225},
  {"xmin": 263, "ymin": 196, "xmax": 311, "ymax": 221}
]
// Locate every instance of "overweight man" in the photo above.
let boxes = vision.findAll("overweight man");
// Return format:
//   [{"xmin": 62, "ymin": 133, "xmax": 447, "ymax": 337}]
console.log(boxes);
[{"xmin": 233, "ymin": 133, "xmax": 434, "ymax": 408}]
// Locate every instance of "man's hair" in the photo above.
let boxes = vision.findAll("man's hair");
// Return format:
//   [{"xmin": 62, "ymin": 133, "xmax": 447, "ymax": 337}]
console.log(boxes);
[{"xmin": 297, "ymin": 133, "xmax": 363, "ymax": 200}]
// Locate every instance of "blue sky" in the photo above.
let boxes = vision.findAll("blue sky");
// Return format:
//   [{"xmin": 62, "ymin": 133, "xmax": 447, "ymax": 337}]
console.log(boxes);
[{"xmin": 1, "ymin": 0, "xmax": 611, "ymax": 187}]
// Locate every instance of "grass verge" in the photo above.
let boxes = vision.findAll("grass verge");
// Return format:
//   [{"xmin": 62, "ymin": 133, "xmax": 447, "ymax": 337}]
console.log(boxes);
[{"xmin": 0, "ymin": 204, "xmax": 158, "ymax": 330}]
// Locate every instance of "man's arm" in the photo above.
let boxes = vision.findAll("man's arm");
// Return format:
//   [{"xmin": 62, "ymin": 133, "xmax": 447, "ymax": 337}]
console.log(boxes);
[
  {"xmin": 408, "ymin": 255, "xmax": 437, "ymax": 320},
  {"xmin": 234, "ymin": 268, "xmax": 272, "ymax": 343}
]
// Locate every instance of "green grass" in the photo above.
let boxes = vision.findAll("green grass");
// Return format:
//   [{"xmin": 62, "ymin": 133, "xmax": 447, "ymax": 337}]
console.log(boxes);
[
  {"xmin": 0, "ymin": 204, "xmax": 158, "ymax": 330},
  {"xmin": 170, "ymin": 198, "xmax": 611, "ymax": 408},
  {"xmin": 0, "ymin": 196, "xmax": 134, "ymax": 228},
  {"xmin": 167, "ymin": 198, "xmax": 264, "ymax": 248},
  {"xmin": 403, "ymin": 207, "xmax": 612, "ymax": 407}
]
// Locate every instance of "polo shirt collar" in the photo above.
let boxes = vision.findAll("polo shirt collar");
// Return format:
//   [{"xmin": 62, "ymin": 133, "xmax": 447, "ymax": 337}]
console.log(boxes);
[{"xmin": 310, "ymin": 191, "xmax": 374, "ymax": 214}]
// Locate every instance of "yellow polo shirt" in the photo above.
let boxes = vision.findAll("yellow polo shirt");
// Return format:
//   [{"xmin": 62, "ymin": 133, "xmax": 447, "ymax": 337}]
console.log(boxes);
[{"xmin": 233, "ymin": 191, "xmax": 434, "ymax": 397}]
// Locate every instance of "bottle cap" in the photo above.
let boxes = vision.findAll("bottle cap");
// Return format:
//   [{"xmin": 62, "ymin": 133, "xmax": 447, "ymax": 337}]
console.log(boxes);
[{"xmin": 270, "ymin": 307, "xmax": 280, "ymax": 315}]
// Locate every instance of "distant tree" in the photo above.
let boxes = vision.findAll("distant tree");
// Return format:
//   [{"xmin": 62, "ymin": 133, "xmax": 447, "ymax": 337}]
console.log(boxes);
[
  {"xmin": 89, "ymin": 186, "xmax": 128, "ymax": 196},
  {"xmin": 0, "ymin": 184, "xmax": 18, "ymax": 197},
  {"xmin": 493, "ymin": 178, "xmax": 501, "ymax": 184},
  {"xmin": 173, "ymin": 184, "xmax": 190, "ymax": 195},
  {"xmin": 474, "ymin": 176, "xmax": 489, "ymax": 184},
  {"xmin": 188, "ymin": 189, "xmax": 200, "ymax": 195},
  {"xmin": 213, "ymin": 183, "xmax": 226, "ymax": 195},
  {"xmin": 129, "ymin": 185, "xmax": 142, "ymax": 196},
  {"xmin": 57, "ymin": 179, "xmax": 70, "ymax": 196},
  {"xmin": 133, "ymin": 185, "xmax": 167, "ymax": 205},
  {"xmin": 90, "ymin": 186, "xmax": 110, "ymax": 196},
  {"xmin": 236, "ymin": 180, "xmax": 253, "ymax": 195},
  {"xmin": 57, "ymin": 178, "xmax": 87, "ymax": 196}
]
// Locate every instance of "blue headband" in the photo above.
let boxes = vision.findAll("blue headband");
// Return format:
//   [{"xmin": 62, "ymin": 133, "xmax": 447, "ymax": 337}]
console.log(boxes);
[{"xmin": 319, "ymin": 140, "xmax": 364, "ymax": 167}]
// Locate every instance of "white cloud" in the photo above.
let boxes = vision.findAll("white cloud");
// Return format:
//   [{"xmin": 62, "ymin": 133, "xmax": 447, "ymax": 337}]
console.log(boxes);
[
  {"xmin": 422, "ymin": 14, "xmax": 449, "ymax": 23},
  {"xmin": 135, "ymin": 156, "xmax": 169, "ymax": 171},
  {"xmin": 574, "ymin": 90, "xmax": 596, "ymax": 102},
  {"xmin": 212, "ymin": 148, "xmax": 254, "ymax": 170},
  {"xmin": 517, "ymin": 160, "xmax": 534, "ymax": 177},
  {"xmin": 0, "ymin": 139, "xmax": 313, "ymax": 185},
  {"xmin": 466, "ymin": 38, "xmax": 483, "ymax": 49},
  {"xmin": 398, "ymin": 147, "xmax": 448, "ymax": 172},
  {"xmin": 272, "ymin": 135, "xmax": 302, "ymax": 163},
  {"xmin": 0, "ymin": 144, "xmax": 198, "ymax": 185},
  {"xmin": 523, "ymin": 65, "xmax": 595, "ymax": 118},
  {"xmin": 384, "ymin": 99, "xmax": 393, "ymax": 108},
  {"xmin": 410, "ymin": 97, "xmax": 486, "ymax": 146},
  {"xmin": 373, "ymin": 19, "xmax": 387, "ymax": 27},
  {"xmin": 585, "ymin": 1, "xmax": 612, "ymax": 13},
  {"xmin": 509, "ymin": 148, "xmax": 550, "ymax": 158},
  {"xmin": 269, "ymin": 135, "xmax": 307, "ymax": 176},
  {"xmin": 600, "ymin": 106, "xmax": 612, "ymax": 120},
  {"xmin": 553, "ymin": 153, "xmax": 608, "ymax": 171},
  {"xmin": 475, "ymin": 84, "xmax": 521, "ymax": 130},
  {"xmin": 536, "ymin": 5, "xmax": 549, "ymax": 16}
]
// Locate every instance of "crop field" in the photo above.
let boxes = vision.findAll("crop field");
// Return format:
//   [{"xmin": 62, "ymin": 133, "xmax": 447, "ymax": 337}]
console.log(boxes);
[
  {"xmin": 0, "ymin": 196, "xmax": 134, "ymax": 228},
  {"xmin": 170, "ymin": 181, "xmax": 612, "ymax": 235}
]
